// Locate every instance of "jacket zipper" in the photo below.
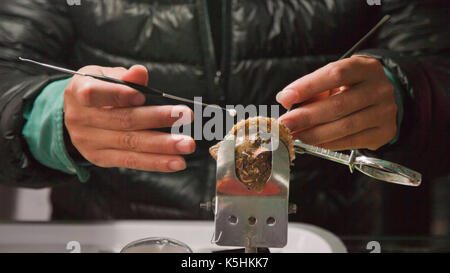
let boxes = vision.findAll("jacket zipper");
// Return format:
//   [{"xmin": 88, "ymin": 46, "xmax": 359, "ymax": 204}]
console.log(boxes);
[
  {"xmin": 218, "ymin": 0, "xmax": 231, "ymax": 104},
  {"xmin": 197, "ymin": 0, "xmax": 226, "ymax": 104}
]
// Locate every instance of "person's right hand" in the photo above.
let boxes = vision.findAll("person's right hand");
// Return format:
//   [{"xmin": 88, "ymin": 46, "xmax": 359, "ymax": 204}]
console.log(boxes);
[{"xmin": 63, "ymin": 65, "xmax": 195, "ymax": 172}]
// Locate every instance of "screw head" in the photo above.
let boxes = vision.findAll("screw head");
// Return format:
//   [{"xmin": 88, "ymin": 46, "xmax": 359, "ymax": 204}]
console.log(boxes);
[{"xmin": 288, "ymin": 203, "xmax": 297, "ymax": 214}]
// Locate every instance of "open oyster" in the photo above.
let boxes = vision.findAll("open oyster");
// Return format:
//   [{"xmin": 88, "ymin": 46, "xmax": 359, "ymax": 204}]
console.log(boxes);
[{"xmin": 209, "ymin": 117, "xmax": 295, "ymax": 192}]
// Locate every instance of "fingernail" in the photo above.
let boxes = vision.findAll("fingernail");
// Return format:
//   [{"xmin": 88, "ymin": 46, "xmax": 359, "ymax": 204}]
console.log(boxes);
[
  {"xmin": 279, "ymin": 118, "xmax": 296, "ymax": 131},
  {"xmin": 169, "ymin": 160, "xmax": 186, "ymax": 171},
  {"xmin": 131, "ymin": 93, "xmax": 146, "ymax": 106},
  {"xmin": 276, "ymin": 89, "xmax": 298, "ymax": 105},
  {"xmin": 176, "ymin": 138, "xmax": 195, "ymax": 154}
]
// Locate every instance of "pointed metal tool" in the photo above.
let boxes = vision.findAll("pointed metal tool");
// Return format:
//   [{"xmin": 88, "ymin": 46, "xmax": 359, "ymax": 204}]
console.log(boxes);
[{"xmin": 18, "ymin": 57, "xmax": 237, "ymax": 117}]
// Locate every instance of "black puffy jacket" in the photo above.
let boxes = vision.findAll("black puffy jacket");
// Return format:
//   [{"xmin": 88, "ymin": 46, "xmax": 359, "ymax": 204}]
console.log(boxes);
[{"xmin": 0, "ymin": 0, "xmax": 448, "ymax": 235}]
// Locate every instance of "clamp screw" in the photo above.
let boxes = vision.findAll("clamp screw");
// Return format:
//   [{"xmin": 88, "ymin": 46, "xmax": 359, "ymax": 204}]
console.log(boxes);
[
  {"xmin": 200, "ymin": 198, "xmax": 216, "ymax": 212},
  {"xmin": 288, "ymin": 203, "xmax": 297, "ymax": 214},
  {"xmin": 200, "ymin": 201, "xmax": 212, "ymax": 211}
]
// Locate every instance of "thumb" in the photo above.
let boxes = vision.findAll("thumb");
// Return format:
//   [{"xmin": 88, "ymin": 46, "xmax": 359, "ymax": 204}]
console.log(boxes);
[{"xmin": 121, "ymin": 65, "xmax": 149, "ymax": 86}]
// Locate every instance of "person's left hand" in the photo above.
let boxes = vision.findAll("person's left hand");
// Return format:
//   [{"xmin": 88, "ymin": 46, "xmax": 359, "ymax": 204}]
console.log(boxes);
[{"xmin": 276, "ymin": 55, "xmax": 397, "ymax": 151}]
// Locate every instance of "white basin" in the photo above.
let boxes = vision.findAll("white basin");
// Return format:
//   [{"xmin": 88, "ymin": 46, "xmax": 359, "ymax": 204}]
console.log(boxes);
[{"xmin": 0, "ymin": 221, "xmax": 346, "ymax": 253}]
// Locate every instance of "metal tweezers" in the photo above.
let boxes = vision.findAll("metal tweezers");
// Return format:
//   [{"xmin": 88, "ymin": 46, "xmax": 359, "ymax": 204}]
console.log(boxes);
[{"xmin": 294, "ymin": 140, "xmax": 421, "ymax": 186}]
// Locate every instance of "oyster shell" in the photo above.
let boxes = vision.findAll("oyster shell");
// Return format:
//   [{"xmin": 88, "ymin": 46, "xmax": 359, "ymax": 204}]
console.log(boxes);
[{"xmin": 209, "ymin": 117, "xmax": 294, "ymax": 192}]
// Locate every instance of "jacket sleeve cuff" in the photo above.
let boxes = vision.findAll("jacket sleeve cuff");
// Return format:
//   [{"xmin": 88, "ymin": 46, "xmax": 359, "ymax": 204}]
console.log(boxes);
[
  {"xmin": 22, "ymin": 78, "xmax": 91, "ymax": 182},
  {"xmin": 383, "ymin": 66, "xmax": 404, "ymax": 145}
]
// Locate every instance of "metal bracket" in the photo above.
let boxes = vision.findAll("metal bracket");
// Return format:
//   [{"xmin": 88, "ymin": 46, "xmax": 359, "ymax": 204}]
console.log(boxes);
[{"xmin": 213, "ymin": 134, "xmax": 291, "ymax": 248}]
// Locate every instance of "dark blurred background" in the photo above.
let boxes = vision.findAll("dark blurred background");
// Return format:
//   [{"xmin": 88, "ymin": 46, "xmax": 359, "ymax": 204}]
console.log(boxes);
[
  {"xmin": 0, "ymin": 0, "xmax": 448, "ymax": 253},
  {"xmin": 1, "ymin": 175, "xmax": 449, "ymax": 236}
]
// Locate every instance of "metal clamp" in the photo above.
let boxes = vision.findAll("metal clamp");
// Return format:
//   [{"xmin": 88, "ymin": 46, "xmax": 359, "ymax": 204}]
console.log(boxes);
[{"xmin": 212, "ymin": 134, "xmax": 291, "ymax": 248}]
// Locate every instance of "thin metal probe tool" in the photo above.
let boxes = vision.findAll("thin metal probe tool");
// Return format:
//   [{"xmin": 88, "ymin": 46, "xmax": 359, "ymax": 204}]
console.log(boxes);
[
  {"xmin": 288, "ymin": 14, "xmax": 391, "ymax": 111},
  {"xmin": 18, "ymin": 57, "xmax": 237, "ymax": 117},
  {"xmin": 340, "ymin": 14, "xmax": 391, "ymax": 60}
]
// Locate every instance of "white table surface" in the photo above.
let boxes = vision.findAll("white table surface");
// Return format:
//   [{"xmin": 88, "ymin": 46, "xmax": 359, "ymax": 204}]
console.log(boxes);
[{"xmin": 0, "ymin": 220, "xmax": 346, "ymax": 253}]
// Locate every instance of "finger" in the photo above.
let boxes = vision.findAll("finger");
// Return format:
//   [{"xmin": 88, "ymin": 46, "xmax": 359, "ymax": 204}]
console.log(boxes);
[
  {"xmin": 279, "ymin": 81, "xmax": 377, "ymax": 132},
  {"xmin": 291, "ymin": 105, "xmax": 385, "ymax": 145},
  {"xmin": 121, "ymin": 65, "xmax": 149, "ymax": 86},
  {"xmin": 276, "ymin": 56, "xmax": 376, "ymax": 109},
  {"xmin": 101, "ymin": 66, "xmax": 127, "ymax": 79},
  {"xmin": 73, "ymin": 65, "xmax": 148, "ymax": 108},
  {"xmin": 72, "ymin": 105, "xmax": 193, "ymax": 131},
  {"xmin": 88, "ymin": 149, "xmax": 187, "ymax": 172},
  {"xmin": 317, "ymin": 127, "xmax": 391, "ymax": 151},
  {"xmin": 102, "ymin": 65, "xmax": 148, "ymax": 87},
  {"xmin": 88, "ymin": 129, "xmax": 196, "ymax": 155},
  {"xmin": 73, "ymin": 76, "xmax": 146, "ymax": 107}
]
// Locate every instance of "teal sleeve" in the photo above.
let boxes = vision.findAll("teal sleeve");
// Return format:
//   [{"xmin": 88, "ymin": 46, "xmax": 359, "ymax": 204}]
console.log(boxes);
[
  {"xmin": 22, "ymin": 78, "xmax": 91, "ymax": 182},
  {"xmin": 383, "ymin": 66, "xmax": 404, "ymax": 145}
]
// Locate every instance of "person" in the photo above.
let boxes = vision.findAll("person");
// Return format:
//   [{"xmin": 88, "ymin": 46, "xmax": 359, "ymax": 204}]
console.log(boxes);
[{"xmin": 0, "ymin": 0, "xmax": 448, "ymax": 235}]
